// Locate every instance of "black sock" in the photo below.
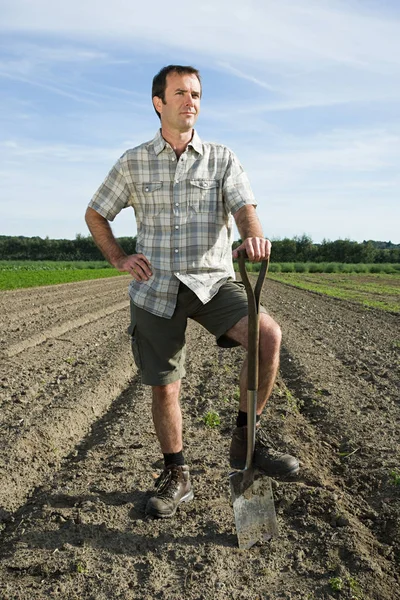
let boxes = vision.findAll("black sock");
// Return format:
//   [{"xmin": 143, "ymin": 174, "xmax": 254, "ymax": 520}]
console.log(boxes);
[
  {"xmin": 163, "ymin": 451, "xmax": 185, "ymax": 468},
  {"xmin": 236, "ymin": 410, "xmax": 261, "ymax": 428}
]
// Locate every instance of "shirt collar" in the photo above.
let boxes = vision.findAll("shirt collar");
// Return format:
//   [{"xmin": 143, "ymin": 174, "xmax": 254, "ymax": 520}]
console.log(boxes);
[
  {"xmin": 188, "ymin": 130, "xmax": 203, "ymax": 155},
  {"xmin": 151, "ymin": 129, "xmax": 203, "ymax": 156}
]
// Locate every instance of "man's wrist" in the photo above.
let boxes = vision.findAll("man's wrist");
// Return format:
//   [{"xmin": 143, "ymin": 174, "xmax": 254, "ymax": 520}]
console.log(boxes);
[{"xmin": 110, "ymin": 253, "xmax": 128, "ymax": 269}]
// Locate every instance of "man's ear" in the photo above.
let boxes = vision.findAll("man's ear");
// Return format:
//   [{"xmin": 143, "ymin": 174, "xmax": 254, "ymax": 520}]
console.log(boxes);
[{"xmin": 153, "ymin": 96, "xmax": 163, "ymax": 114}]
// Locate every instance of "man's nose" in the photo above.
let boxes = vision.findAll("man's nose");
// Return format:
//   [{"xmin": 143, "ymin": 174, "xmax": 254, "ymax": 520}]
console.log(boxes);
[{"xmin": 185, "ymin": 94, "xmax": 194, "ymax": 106}]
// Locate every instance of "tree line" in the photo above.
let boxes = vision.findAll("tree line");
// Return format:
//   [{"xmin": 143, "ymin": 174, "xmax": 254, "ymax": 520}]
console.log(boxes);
[{"xmin": 0, "ymin": 234, "xmax": 399, "ymax": 263}]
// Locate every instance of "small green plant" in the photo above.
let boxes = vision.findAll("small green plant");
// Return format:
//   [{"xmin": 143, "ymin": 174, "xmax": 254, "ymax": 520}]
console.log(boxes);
[
  {"xmin": 347, "ymin": 575, "xmax": 362, "ymax": 597},
  {"xmin": 329, "ymin": 576, "xmax": 343, "ymax": 591},
  {"xmin": 326, "ymin": 561, "xmax": 337, "ymax": 573},
  {"xmin": 203, "ymin": 411, "xmax": 221, "ymax": 428},
  {"xmin": 75, "ymin": 561, "xmax": 87, "ymax": 574},
  {"xmin": 389, "ymin": 469, "xmax": 400, "ymax": 486},
  {"xmin": 233, "ymin": 388, "xmax": 240, "ymax": 402},
  {"xmin": 285, "ymin": 388, "xmax": 302, "ymax": 413}
]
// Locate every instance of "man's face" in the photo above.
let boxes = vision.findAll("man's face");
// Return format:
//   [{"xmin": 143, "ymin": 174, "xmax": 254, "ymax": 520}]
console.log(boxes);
[{"xmin": 153, "ymin": 72, "xmax": 201, "ymax": 132}]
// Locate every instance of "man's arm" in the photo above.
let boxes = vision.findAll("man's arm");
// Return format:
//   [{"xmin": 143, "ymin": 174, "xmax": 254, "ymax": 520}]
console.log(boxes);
[
  {"xmin": 232, "ymin": 204, "xmax": 271, "ymax": 262},
  {"xmin": 85, "ymin": 207, "xmax": 152, "ymax": 281}
]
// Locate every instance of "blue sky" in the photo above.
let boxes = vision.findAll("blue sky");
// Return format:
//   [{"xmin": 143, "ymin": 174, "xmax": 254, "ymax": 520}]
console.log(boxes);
[{"xmin": 1, "ymin": 0, "xmax": 399, "ymax": 244}]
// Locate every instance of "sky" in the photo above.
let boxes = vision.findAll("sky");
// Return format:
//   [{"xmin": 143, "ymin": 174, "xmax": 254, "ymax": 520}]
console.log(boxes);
[{"xmin": 1, "ymin": 0, "xmax": 399, "ymax": 244}]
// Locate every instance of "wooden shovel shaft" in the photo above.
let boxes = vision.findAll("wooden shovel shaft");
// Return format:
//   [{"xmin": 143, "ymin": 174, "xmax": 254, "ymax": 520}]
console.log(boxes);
[{"xmin": 238, "ymin": 252, "xmax": 269, "ymax": 470}]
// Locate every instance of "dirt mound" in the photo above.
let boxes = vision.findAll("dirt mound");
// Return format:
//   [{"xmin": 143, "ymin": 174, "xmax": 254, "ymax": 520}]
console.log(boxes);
[{"xmin": 0, "ymin": 276, "xmax": 399, "ymax": 599}]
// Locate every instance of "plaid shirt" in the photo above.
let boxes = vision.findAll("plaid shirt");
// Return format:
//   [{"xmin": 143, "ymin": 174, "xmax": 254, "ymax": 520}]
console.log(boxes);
[{"xmin": 89, "ymin": 129, "xmax": 256, "ymax": 318}]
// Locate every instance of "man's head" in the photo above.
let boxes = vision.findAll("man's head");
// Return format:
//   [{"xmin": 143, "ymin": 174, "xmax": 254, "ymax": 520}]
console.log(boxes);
[{"xmin": 152, "ymin": 65, "xmax": 202, "ymax": 130}]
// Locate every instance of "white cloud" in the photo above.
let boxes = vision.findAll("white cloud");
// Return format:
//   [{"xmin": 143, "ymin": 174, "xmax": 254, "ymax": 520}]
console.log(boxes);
[{"xmin": 2, "ymin": 0, "xmax": 400, "ymax": 69}]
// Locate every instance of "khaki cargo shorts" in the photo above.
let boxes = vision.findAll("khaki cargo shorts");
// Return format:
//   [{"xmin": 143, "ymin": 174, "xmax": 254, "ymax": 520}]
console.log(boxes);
[{"xmin": 128, "ymin": 280, "xmax": 266, "ymax": 386}]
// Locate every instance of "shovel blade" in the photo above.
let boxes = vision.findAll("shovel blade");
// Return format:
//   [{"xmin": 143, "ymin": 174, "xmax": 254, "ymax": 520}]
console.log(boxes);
[{"xmin": 230, "ymin": 467, "xmax": 278, "ymax": 549}]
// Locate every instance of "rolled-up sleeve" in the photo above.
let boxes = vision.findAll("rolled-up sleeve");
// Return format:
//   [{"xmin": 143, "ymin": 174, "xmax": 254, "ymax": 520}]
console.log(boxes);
[
  {"xmin": 222, "ymin": 151, "xmax": 257, "ymax": 215},
  {"xmin": 88, "ymin": 157, "xmax": 131, "ymax": 221}
]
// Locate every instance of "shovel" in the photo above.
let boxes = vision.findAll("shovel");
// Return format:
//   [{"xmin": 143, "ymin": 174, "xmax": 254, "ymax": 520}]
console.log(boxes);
[{"xmin": 229, "ymin": 251, "xmax": 279, "ymax": 549}]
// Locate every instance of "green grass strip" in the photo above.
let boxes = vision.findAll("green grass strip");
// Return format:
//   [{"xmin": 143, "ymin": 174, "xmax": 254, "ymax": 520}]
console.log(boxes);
[
  {"xmin": 0, "ymin": 260, "xmax": 112, "ymax": 271},
  {"xmin": 0, "ymin": 268, "xmax": 126, "ymax": 291},
  {"xmin": 268, "ymin": 273, "xmax": 400, "ymax": 313}
]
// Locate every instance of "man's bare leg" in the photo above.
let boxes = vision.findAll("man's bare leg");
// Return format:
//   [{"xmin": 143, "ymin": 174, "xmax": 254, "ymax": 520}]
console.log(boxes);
[
  {"xmin": 146, "ymin": 379, "xmax": 194, "ymax": 517},
  {"xmin": 226, "ymin": 313, "xmax": 282, "ymax": 413},
  {"xmin": 227, "ymin": 313, "xmax": 298, "ymax": 475},
  {"xmin": 151, "ymin": 380, "xmax": 183, "ymax": 453}
]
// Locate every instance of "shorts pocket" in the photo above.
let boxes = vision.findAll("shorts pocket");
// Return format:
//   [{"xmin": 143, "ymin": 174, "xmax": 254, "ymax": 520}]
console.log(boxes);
[
  {"xmin": 131, "ymin": 333, "xmax": 142, "ymax": 370},
  {"xmin": 128, "ymin": 302, "xmax": 142, "ymax": 369}
]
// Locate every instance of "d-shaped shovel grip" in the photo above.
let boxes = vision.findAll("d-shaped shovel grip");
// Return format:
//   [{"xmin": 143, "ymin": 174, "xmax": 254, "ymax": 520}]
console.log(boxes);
[{"xmin": 237, "ymin": 251, "xmax": 269, "ymax": 469}]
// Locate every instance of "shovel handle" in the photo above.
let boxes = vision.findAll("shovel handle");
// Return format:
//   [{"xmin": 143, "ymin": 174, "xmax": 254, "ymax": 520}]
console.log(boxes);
[
  {"xmin": 237, "ymin": 252, "xmax": 268, "ymax": 390},
  {"xmin": 238, "ymin": 251, "xmax": 269, "ymax": 469}
]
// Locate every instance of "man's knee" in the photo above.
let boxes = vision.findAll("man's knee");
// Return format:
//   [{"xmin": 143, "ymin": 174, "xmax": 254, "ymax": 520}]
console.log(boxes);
[
  {"xmin": 152, "ymin": 380, "xmax": 181, "ymax": 401},
  {"xmin": 259, "ymin": 315, "xmax": 282, "ymax": 353}
]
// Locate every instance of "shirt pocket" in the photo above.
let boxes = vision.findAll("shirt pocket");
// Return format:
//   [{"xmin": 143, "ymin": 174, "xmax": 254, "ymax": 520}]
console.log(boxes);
[
  {"xmin": 189, "ymin": 179, "xmax": 220, "ymax": 213},
  {"xmin": 134, "ymin": 181, "xmax": 165, "ymax": 216}
]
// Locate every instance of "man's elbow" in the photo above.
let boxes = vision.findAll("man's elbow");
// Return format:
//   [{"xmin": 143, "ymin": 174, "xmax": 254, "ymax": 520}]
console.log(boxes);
[
  {"xmin": 233, "ymin": 204, "xmax": 256, "ymax": 226},
  {"xmin": 233, "ymin": 203, "xmax": 256, "ymax": 217},
  {"xmin": 85, "ymin": 206, "xmax": 102, "ymax": 226},
  {"xmin": 85, "ymin": 206, "xmax": 94, "ymax": 223}
]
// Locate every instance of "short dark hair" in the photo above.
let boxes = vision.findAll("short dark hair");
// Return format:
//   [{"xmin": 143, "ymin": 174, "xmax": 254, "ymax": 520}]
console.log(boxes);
[{"xmin": 152, "ymin": 65, "xmax": 202, "ymax": 119}]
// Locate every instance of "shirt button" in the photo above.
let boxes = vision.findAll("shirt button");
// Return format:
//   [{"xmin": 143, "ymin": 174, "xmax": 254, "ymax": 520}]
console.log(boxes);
[
  {"xmin": 175, "ymin": 249, "xmax": 179, "ymax": 253},
  {"xmin": 145, "ymin": 187, "xmax": 149, "ymax": 192},
  {"xmin": 176, "ymin": 272, "xmax": 180, "ymax": 276},
  {"xmin": 171, "ymin": 157, "xmax": 176, "ymax": 161},
  {"xmin": 203, "ymin": 182, "xmax": 208, "ymax": 187},
  {"xmin": 175, "ymin": 225, "xmax": 179, "ymax": 229},
  {"xmin": 175, "ymin": 203, "xmax": 179, "ymax": 207},
  {"xmin": 175, "ymin": 180, "xmax": 179, "ymax": 184}
]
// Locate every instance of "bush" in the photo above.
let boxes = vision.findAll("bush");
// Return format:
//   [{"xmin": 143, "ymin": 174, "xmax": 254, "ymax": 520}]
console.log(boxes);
[
  {"xmin": 370, "ymin": 264, "xmax": 386, "ymax": 273},
  {"xmin": 246, "ymin": 262, "xmax": 261, "ymax": 272},
  {"xmin": 309, "ymin": 263, "xmax": 325, "ymax": 273},
  {"xmin": 294, "ymin": 262, "xmax": 307, "ymax": 273},
  {"xmin": 268, "ymin": 263, "xmax": 281, "ymax": 273},
  {"xmin": 339, "ymin": 263, "xmax": 354, "ymax": 273},
  {"xmin": 325, "ymin": 263, "xmax": 339, "ymax": 273},
  {"xmin": 280, "ymin": 263, "xmax": 295, "ymax": 273}
]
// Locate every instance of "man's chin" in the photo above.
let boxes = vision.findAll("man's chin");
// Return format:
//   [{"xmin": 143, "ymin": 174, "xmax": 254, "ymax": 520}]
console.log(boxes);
[
  {"xmin": 182, "ymin": 115, "xmax": 197, "ymax": 126},
  {"xmin": 178, "ymin": 121, "xmax": 196, "ymax": 133}
]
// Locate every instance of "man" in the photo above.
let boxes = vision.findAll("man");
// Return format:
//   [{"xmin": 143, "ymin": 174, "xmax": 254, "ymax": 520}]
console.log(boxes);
[{"xmin": 85, "ymin": 65, "xmax": 299, "ymax": 519}]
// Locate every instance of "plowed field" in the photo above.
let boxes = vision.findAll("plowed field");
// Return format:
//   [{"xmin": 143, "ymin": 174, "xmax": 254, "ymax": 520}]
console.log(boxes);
[{"xmin": 0, "ymin": 275, "xmax": 399, "ymax": 600}]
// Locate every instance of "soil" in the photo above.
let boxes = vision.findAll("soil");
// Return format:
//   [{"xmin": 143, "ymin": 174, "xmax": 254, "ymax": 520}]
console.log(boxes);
[{"xmin": 0, "ymin": 275, "xmax": 399, "ymax": 600}]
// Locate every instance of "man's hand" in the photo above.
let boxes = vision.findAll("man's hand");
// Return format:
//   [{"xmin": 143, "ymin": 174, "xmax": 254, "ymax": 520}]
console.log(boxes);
[
  {"xmin": 84, "ymin": 209, "xmax": 153, "ymax": 282},
  {"xmin": 232, "ymin": 237, "xmax": 271, "ymax": 262},
  {"xmin": 115, "ymin": 254, "xmax": 153, "ymax": 282},
  {"xmin": 232, "ymin": 205, "xmax": 270, "ymax": 261}
]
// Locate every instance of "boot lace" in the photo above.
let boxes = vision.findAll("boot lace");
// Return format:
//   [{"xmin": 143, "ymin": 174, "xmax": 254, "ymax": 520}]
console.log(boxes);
[
  {"xmin": 255, "ymin": 428, "xmax": 283, "ymax": 458},
  {"xmin": 255, "ymin": 427, "xmax": 272, "ymax": 447},
  {"xmin": 154, "ymin": 467, "xmax": 181, "ymax": 499}
]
